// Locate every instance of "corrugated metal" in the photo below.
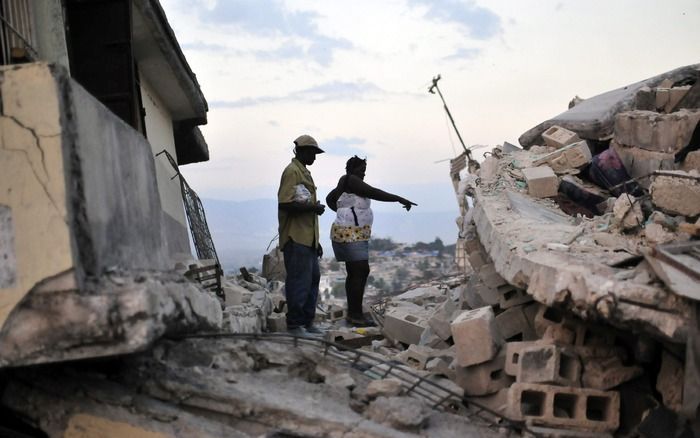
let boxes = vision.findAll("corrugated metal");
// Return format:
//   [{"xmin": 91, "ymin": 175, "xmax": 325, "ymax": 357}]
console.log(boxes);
[{"xmin": 0, "ymin": 0, "xmax": 36, "ymax": 64}]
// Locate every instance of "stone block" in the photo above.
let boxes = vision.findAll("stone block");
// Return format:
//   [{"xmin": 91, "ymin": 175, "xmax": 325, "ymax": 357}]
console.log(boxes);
[
  {"xmin": 542, "ymin": 125, "xmax": 581, "ymax": 149},
  {"xmin": 522, "ymin": 166, "xmax": 560, "ymax": 198},
  {"xmin": 656, "ymin": 350, "xmax": 683, "ymax": 412},
  {"xmin": 383, "ymin": 305, "xmax": 429, "ymax": 345},
  {"xmin": 533, "ymin": 140, "xmax": 592, "ymax": 173},
  {"xmin": 650, "ymin": 171, "xmax": 700, "ymax": 216},
  {"xmin": 507, "ymin": 382, "xmax": 620, "ymax": 432},
  {"xmin": 451, "ymin": 307, "xmax": 502, "ymax": 367},
  {"xmin": 498, "ymin": 285, "xmax": 534, "ymax": 309},
  {"xmin": 366, "ymin": 378, "xmax": 403, "ymax": 398},
  {"xmin": 614, "ymin": 109, "xmax": 700, "ymax": 153},
  {"xmin": 495, "ymin": 305, "xmax": 537, "ymax": 342},
  {"xmin": 582, "ymin": 356, "xmax": 642, "ymax": 391},
  {"xmin": 454, "ymin": 350, "xmax": 514, "ymax": 396},
  {"xmin": 518, "ymin": 344, "xmax": 581, "ymax": 387},
  {"xmin": 428, "ymin": 298, "xmax": 457, "ymax": 340},
  {"xmin": 266, "ymin": 312, "xmax": 287, "ymax": 332}
]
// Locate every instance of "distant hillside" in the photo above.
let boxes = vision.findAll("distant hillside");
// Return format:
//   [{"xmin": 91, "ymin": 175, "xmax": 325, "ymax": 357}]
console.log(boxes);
[{"xmin": 200, "ymin": 198, "xmax": 459, "ymax": 273}]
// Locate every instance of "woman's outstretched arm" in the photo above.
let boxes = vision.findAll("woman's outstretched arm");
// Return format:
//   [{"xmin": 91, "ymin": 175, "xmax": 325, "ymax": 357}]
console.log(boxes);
[{"xmin": 346, "ymin": 175, "xmax": 417, "ymax": 210}]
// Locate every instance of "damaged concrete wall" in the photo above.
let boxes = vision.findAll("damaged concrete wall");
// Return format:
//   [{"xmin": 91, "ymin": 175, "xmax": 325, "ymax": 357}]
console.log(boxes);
[{"xmin": 0, "ymin": 63, "xmax": 221, "ymax": 367}]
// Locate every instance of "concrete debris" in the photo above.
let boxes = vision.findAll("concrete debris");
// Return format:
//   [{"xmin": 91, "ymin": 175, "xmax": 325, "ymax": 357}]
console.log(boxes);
[{"xmin": 650, "ymin": 170, "xmax": 700, "ymax": 216}]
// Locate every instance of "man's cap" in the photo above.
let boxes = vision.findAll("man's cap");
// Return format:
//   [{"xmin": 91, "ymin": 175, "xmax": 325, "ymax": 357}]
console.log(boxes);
[{"xmin": 294, "ymin": 134, "xmax": 324, "ymax": 154}]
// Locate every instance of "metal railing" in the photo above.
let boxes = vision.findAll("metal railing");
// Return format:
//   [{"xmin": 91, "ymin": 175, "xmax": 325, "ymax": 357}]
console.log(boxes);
[
  {"xmin": 0, "ymin": 0, "xmax": 38, "ymax": 65},
  {"xmin": 172, "ymin": 331, "xmax": 535, "ymax": 435}
]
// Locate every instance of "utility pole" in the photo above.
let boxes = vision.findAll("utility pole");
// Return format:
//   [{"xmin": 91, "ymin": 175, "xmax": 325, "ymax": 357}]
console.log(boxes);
[{"xmin": 429, "ymin": 74, "xmax": 480, "ymax": 173}]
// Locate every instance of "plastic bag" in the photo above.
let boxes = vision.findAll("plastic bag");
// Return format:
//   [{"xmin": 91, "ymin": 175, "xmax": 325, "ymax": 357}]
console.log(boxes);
[{"xmin": 293, "ymin": 184, "xmax": 312, "ymax": 203}]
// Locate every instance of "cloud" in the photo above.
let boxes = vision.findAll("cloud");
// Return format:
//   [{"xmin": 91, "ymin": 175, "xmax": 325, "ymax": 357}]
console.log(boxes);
[
  {"xmin": 443, "ymin": 47, "xmax": 481, "ymax": 61},
  {"xmin": 320, "ymin": 137, "xmax": 369, "ymax": 156},
  {"xmin": 192, "ymin": 0, "xmax": 352, "ymax": 66},
  {"xmin": 408, "ymin": 0, "xmax": 502, "ymax": 40},
  {"xmin": 211, "ymin": 80, "xmax": 385, "ymax": 108}
]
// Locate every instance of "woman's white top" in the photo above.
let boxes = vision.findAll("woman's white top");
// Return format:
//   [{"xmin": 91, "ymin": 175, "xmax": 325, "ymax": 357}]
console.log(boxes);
[{"xmin": 331, "ymin": 192, "xmax": 373, "ymax": 242}]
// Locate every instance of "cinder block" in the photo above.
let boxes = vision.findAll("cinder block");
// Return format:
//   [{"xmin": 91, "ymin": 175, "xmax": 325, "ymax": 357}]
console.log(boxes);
[
  {"xmin": 454, "ymin": 350, "xmax": 514, "ymax": 396},
  {"xmin": 505, "ymin": 341, "xmax": 552, "ymax": 377},
  {"xmin": 468, "ymin": 250, "xmax": 488, "ymax": 270},
  {"xmin": 507, "ymin": 383, "xmax": 620, "ymax": 432},
  {"xmin": 426, "ymin": 357, "xmax": 456, "ymax": 380},
  {"xmin": 498, "ymin": 285, "xmax": 533, "ymax": 309},
  {"xmin": 665, "ymin": 85, "xmax": 691, "ymax": 112},
  {"xmin": 395, "ymin": 344, "xmax": 447, "ymax": 370},
  {"xmin": 461, "ymin": 274, "xmax": 500, "ymax": 309},
  {"xmin": 223, "ymin": 284, "xmax": 245, "ymax": 306},
  {"xmin": 522, "ymin": 166, "xmax": 559, "ymax": 198},
  {"xmin": 451, "ymin": 307, "xmax": 502, "ymax": 367},
  {"xmin": 614, "ymin": 109, "xmax": 700, "ymax": 153},
  {"xmin": 582, "ymin": 356, "xmax": 642, "ymax": 391},
  {"xmin": 533, "ymin": 140, "xmax": 592, "ymax": 173},
  {"xmin": 656, "ymin": 350, "xmax": 683, "ymax": 412},
  {"xmin": 479, "ymin": 263, "xmax": 508, "ymax": 289},
  {"xmin": 650, "ymin": 171, "xmax": 700, "ymax": 217},
  {"xmin": 495, "ymin": 305, "xmax": 537, "ymax": 342},
  {"xmin": 534, "ymin": 306, "xmax": 568, "ymax": 337},
  {"xmin": 518, "ymin": 344, "xmax": 582, "ymax": 387},
  {"xmin": 542, "ymin": 125, "xmax": 581, "ymax": 149},
  {"xmin": 383, "ymin": 306, "xmax": 429, "ymax": 345},
  {"xmin": 428, "ymin": 298, "xmax": 458, "ymax": 340},
  {"xmin": 266, "ymin": 312, "xmax": 287, "ymax": 332},
  {"xmin": 325, "ymin": 305, "xmax": 347, "ymax": 322},
  {"xmin": 326, "ymin": 330, "xmax": 361, "ymax": 343},
  {"xmin": 655, "ymin": 87, "xmax": 670, "ymax": 110},
  {"xmin": 611, "ymin": 141, "xmax": 676, "ymax": 189}
]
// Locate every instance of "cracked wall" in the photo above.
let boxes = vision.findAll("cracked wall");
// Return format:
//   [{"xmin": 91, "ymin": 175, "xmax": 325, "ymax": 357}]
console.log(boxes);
[{"xmin": 0, "ymin": 63, "xmax": 76, "ymax": 327}]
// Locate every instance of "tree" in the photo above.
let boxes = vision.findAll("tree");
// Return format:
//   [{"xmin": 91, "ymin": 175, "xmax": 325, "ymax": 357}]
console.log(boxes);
[{"xmin": 369, "ymin": 237, "xmax": 397, "ymax": 251}]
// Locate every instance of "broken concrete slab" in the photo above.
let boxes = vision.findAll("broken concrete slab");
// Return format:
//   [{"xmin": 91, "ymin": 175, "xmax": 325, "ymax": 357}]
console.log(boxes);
[
  {"xmin": 519, "ymin": 64, "xmax": 700, "ymax": 148},
  {"xmin": 468, "ymin": 154, "xmax": 689, "ymax": 342}
]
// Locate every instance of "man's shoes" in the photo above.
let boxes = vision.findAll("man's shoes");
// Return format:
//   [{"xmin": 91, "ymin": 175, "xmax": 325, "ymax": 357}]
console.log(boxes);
[
  {"xmin": 287, "ymin": 326, "xmax": 307, "ymax": 336},
  {"xmin": 304, "ymin": 324, "xmax": 325, "ymax": 335},
  {"xmin": 345, "ymin": 315, "xmax": 377, "ymax": 327}
]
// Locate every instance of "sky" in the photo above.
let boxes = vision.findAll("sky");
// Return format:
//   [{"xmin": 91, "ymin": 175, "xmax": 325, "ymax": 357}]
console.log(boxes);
[{"xmin": 162, "ymin": 0, "xmax": 699, "ymax": 212}]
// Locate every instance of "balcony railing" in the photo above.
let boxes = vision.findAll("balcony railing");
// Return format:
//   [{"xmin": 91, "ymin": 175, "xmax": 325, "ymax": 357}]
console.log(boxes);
[{"xmin": 0, "ymin": 0, "xmax": 37, "ymax": 65}]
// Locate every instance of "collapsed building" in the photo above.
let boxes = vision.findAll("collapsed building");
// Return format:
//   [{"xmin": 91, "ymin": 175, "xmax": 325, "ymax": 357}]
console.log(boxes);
[{"xmin": 1, "ymin": 1, "xmax": 699, "ymax": 435}]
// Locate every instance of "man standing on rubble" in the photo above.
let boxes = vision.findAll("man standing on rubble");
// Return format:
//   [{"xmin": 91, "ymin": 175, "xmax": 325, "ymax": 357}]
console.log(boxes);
[{"xmin": 278, "ymin": 135, "xmax": 326, "ymax": 336}]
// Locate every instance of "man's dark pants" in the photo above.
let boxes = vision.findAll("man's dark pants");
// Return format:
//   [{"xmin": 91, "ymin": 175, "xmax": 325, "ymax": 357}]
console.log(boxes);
[{"xmin": 282, "ymin": 240, "xmax": 320, "ymax": 329}]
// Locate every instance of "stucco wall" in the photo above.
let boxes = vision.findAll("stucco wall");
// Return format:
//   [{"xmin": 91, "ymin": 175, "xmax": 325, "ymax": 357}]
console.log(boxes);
[
  {"xmin": 0, "ymin": 63, "xmax": 75, "ymax": 326},
  {"xmin": 139, "ymin": 73, "xmax": 191, "ymax": 256}
]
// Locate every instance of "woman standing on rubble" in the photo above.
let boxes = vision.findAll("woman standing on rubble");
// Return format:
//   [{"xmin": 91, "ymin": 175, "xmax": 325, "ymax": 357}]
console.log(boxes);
[{"xmin": 326, "ymin": 156, "xmax": 416, "ymax": 327}]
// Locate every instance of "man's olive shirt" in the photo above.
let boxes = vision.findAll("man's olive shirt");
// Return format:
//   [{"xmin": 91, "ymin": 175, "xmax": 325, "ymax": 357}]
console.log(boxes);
[{"xmin": 277, "ymin": 158, "xmax": 319, "ymax": 249}]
